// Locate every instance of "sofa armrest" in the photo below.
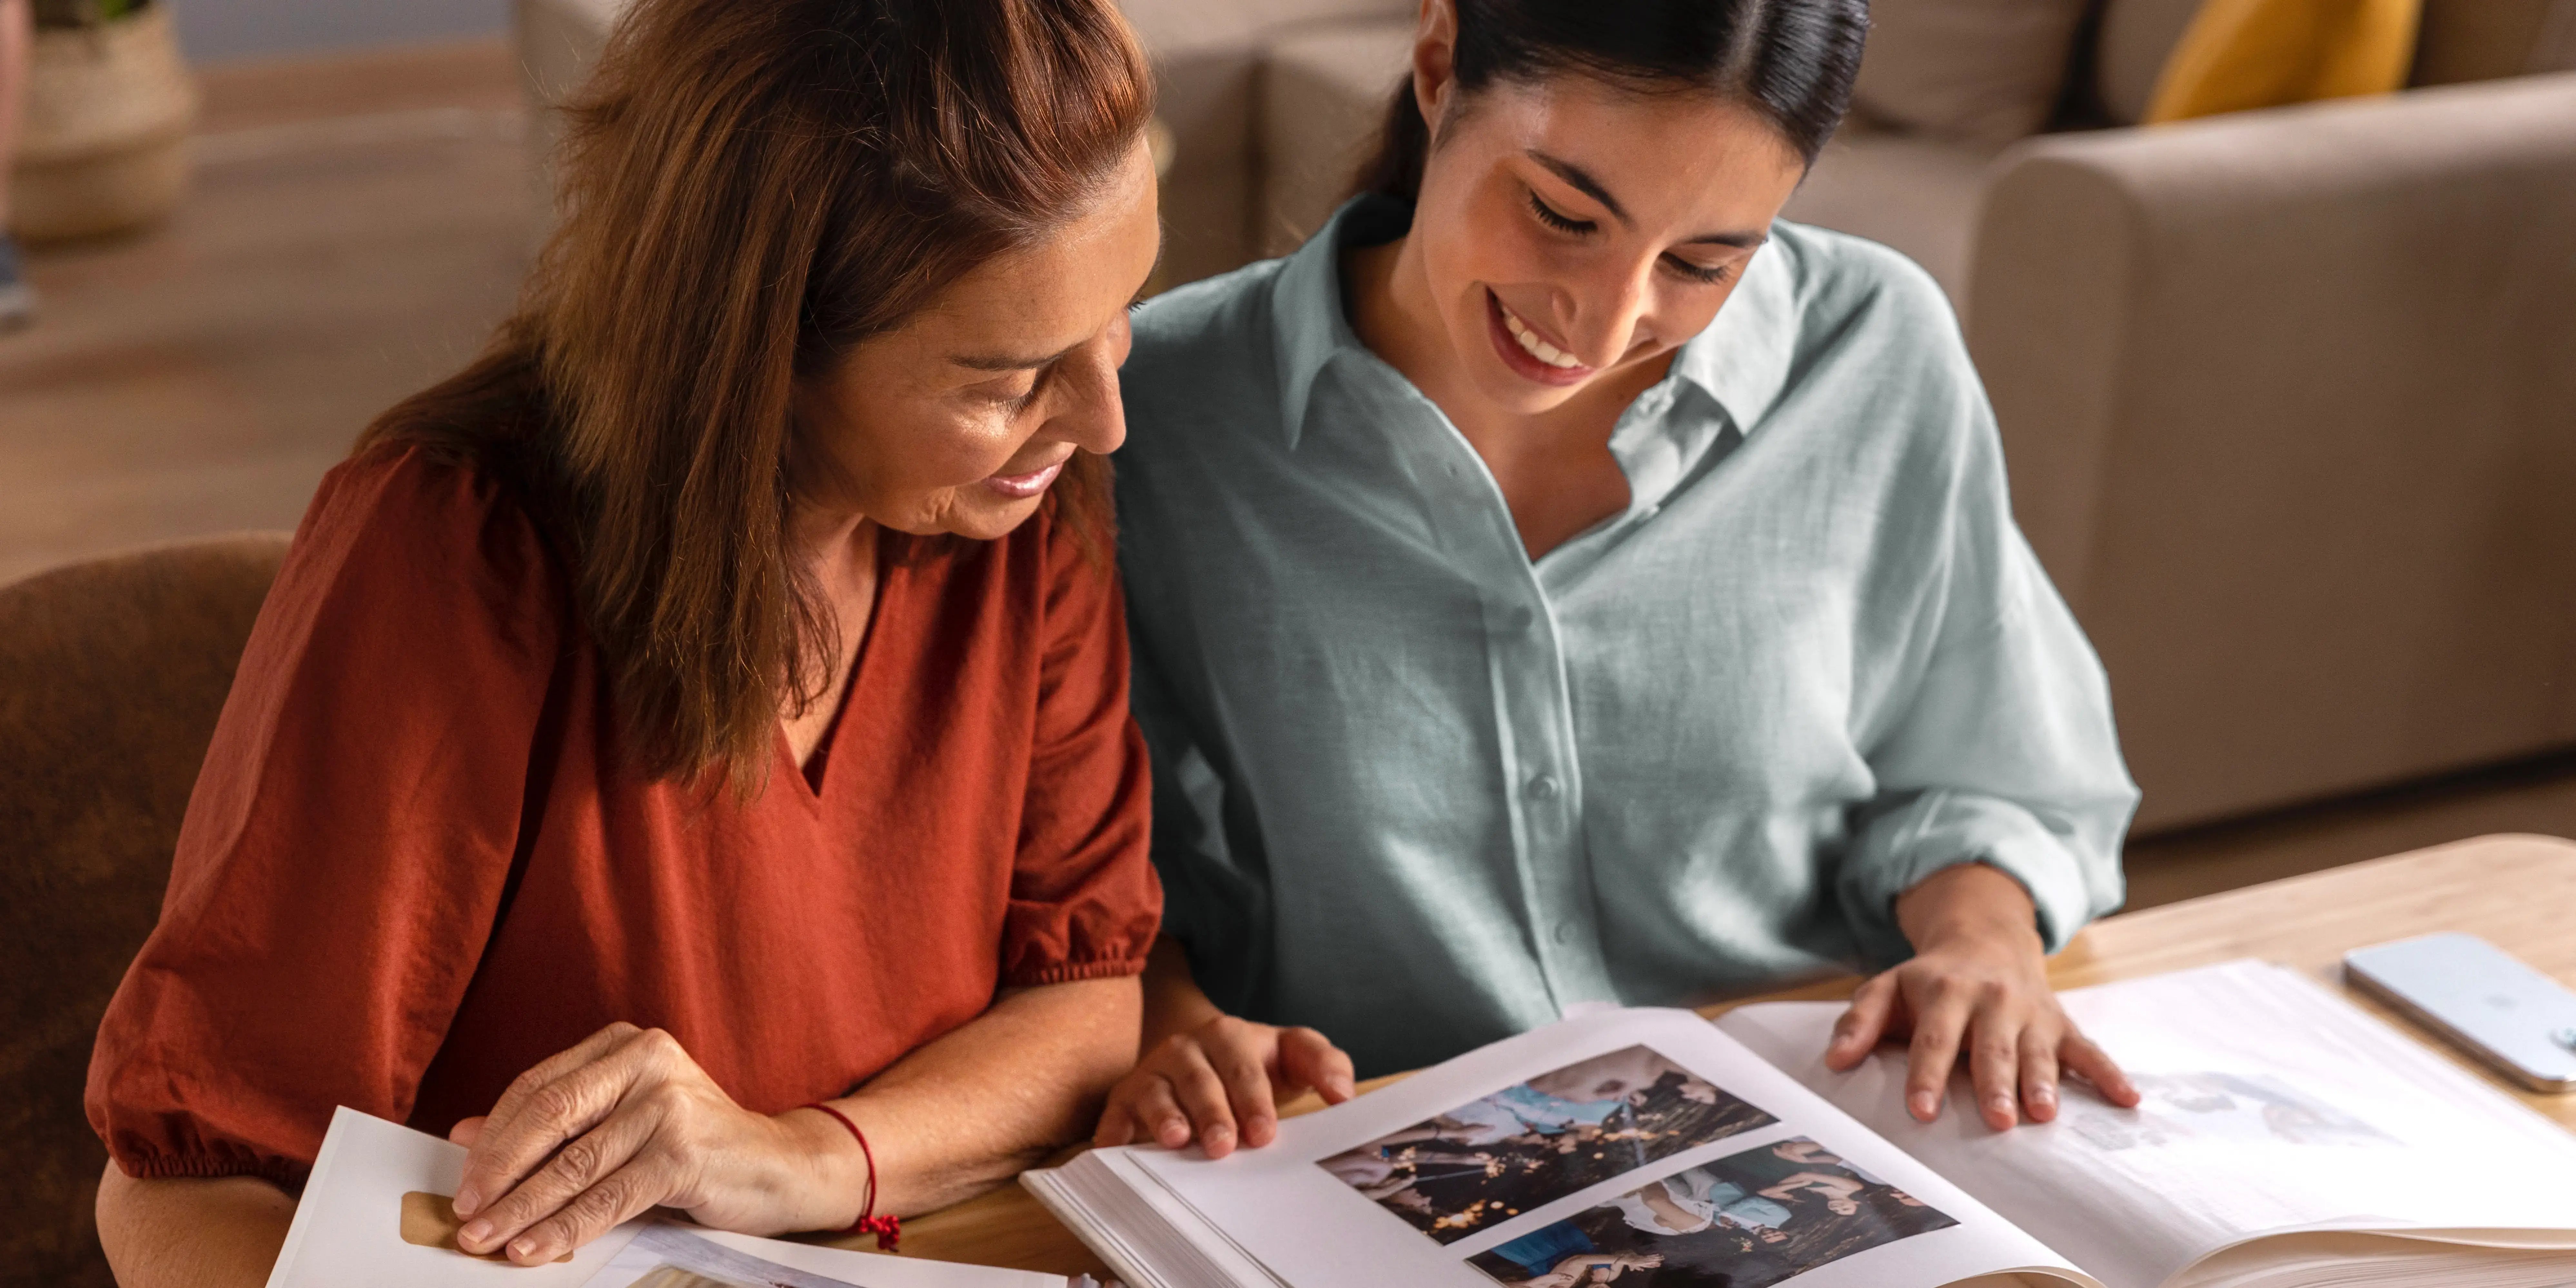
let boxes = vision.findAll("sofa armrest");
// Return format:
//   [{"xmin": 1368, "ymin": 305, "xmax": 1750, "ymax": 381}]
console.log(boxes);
[{"xmin": 1967, "ymin": 73, "xmax": 2576, "ymax": 827}]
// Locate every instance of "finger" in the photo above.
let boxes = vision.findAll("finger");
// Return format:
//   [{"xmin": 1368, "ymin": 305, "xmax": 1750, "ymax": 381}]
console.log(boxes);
[
  {"xmin": 468, "ymin": 1025, "xmax": 639, "ymax": 1163},
  {"xmin": 2060, "ymin": 1030, "xmax": 2140, "ymax": 1107},
  {"xmin": 447, "ymin": 1116, "xmax": 488, "ymax": 1148},
  {"xmin": 1279, "ymin": 1028, "xmax": 1357, "ymax": 1104},
  {"xmin": 2019, "ymin": 1027, "xmax": 2062, "ymax": 1124},
  {"xmin": 500, "ymin": 1151, "xmax": 672, "ymax": 1265},
  {"xmin": 457, "ymin": 1104, "xmax": 657, "ymax": 1257},
  {"xmin": 459, "ymin": 1028, "xmax": 660, "ymax": 1219},
  {"xmin": 1201, "ymin": 1026, "xmax": 1283, "ymax": 1148},
  {"xmin": 1827, "ymin": 975, "xmax": 1899, "ymax": 1071},
  {"xmin": 1093, "ymin": 1083, "xmax": 1143, "ymax": 1148},
  {"xmin": 1164, "ymin": 1043, "xmax": 1242, "ymax": 1158},
  {"xmin": 1904, "ymin": 988, "xmax": 1974, "ymax": 1122},
  {"xmin": 1966, "ymin": 1005, "xmax": 2023, "ymax": 1131},
  {"xmin": 1132, "ymin": 1075, "xmax": 1193, "ymax": 1150}
]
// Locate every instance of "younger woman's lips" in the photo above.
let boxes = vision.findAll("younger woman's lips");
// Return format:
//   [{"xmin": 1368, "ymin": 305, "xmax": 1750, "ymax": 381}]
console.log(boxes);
[
  {"xmin": 1485, "ymin": 289, "xmax": 1594, "ymax": 388},
  {"xmin": 982, "ymin": 459, "xmax": 1066, "ymax": 499}
]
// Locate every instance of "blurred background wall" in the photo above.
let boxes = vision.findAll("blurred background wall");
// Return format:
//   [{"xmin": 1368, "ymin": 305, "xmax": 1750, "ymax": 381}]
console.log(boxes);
[{"xmin": 174, "ymin": 0, "xmax": 504, "ymax": 61}]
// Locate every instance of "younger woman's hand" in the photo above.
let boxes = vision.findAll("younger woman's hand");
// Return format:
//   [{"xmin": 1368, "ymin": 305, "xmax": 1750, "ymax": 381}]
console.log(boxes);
[
  {"xmin": 1824, "ymin": 863, "xmax": 2141, "ymax": 1130},
  {"xmin": 1094, "ymin": 1016, "xmax": 1356, "ymax": 1158},
  {"xmin": 447, "ymin": 1023, "xmax": 857, "ymax": 1264}
]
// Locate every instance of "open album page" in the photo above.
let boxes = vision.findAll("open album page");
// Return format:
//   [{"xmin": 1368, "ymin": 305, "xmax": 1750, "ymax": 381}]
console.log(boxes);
[
  {"xmin": 1714, "ymin": 961, "xmax": 2576, "ymax": 1288},
  {"xmin": 1109, "ymin": 1007, "xmax": 2098, "ymax": 1288}
]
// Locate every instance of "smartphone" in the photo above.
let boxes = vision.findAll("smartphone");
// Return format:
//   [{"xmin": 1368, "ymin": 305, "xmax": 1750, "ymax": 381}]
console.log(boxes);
[{"xmin": 2344, "ymin": 933, "xmax": 2576, "ymax": 1093}]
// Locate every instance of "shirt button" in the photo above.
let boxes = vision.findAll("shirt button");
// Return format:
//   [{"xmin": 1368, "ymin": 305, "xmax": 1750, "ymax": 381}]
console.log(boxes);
[
  {"xmin": 1552, "ymin": 920, "xmax": 1580, "ymax": 947},
  {"xmin": 1527, "ymin": 773, "xmax": 1561, "ymax": 801}
]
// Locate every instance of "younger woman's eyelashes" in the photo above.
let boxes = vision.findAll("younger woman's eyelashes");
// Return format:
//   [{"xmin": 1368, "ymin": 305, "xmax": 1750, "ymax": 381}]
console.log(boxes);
[{"xmin": 1526, "ymin": 186, "xmax": 1734, "ymax": 286}]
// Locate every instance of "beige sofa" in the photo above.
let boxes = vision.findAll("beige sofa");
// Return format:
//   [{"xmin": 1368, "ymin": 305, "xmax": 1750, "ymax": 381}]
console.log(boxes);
[{"xmin": 516, "ymin": 0, "xmax": 2576, "ymax": 831}]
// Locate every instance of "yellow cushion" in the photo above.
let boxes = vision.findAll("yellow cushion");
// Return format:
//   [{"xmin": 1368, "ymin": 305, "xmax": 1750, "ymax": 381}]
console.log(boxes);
[{"xmin": 2144, "ymin": 0, "xmax": 2423, "ymax": 123}]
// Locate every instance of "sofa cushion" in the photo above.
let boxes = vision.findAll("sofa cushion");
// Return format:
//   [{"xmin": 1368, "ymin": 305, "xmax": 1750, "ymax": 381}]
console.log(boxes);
[
  {"xmin": 2143, "ymin": 0, "xmax": 2423, "ymax": 123},
  {"xmin": 1259, "ymin": 17, "xmax": 1415, "ymax": 257},
  {"xmin": 1849, "ymin": 0, "xmax": 2095, "ymax": 142},
  {"xmin": 1781, "ymin": 127, "xmax": 2003, "ymax": 310}
]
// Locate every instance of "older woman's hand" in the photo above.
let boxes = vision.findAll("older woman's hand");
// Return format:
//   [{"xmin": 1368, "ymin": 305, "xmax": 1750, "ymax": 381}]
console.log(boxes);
[
  {"xmin": 1823, "ymin": 863, "xmax": 2140, "ymax": 1130},
  {"xmin": 448, "ymin": 1023, "xmax": 858, "ymax": 1264}
]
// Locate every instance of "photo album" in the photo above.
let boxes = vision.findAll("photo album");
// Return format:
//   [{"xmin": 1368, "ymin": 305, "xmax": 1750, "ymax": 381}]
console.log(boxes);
[
  {"xmin": 263, "ymin": 1107, "xmax": 1097, "ymax": 1288},
  {"xmin": 1023, "ymin": 960, "xmax": 2576, "ymax": 1288}
]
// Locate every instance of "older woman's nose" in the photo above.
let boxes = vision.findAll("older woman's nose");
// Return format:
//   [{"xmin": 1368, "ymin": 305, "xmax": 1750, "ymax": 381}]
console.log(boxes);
[{"xmin": 1051, "ymin": 341, "xmax": 1128, "ymax": 456}]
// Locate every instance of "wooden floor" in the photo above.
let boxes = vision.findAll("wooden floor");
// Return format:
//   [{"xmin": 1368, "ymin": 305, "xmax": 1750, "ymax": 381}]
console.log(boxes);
[
  {"xmin": 4, "ymin": 38, "xmax": 2571, "ymax": 910},
  {"xmin": 0, "ymin": 39, "xmax": 532, "ymax": 587}
]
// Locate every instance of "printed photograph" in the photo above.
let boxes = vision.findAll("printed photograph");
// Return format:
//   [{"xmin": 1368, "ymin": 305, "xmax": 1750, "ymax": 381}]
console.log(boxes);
[
  {"xmin": 1318, "ymin": 1046, "xmax": 1776, "ymax": 1243},
  {"xmin": 579, "ymin": 1224, "xmax": 865, "ymax": 1288},
  {"xmin": 1465, "ymin": 1137, "xmax": 1957, "ymax": 1288},
  {"xmin": 2063, "ymin": 1071, "xmax": 2397, "ymax": 1152}
]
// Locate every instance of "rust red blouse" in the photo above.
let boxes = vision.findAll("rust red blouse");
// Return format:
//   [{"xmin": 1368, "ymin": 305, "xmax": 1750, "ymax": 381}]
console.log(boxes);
[{"xmin": 86, "ymin": 445, "xmax": 1161, "ymax": 1186}]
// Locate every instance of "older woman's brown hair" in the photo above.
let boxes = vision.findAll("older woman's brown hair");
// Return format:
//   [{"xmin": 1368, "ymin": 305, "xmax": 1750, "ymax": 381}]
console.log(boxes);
[{"xmin": 357, "ymin": 0, "xmax": 1152, "ymax": 788}]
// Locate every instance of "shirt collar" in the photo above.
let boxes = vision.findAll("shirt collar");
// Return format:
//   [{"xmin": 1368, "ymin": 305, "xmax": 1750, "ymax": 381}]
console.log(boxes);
[
  {"xmin": 1668, "ymin": 231, "xmax": 1799, "ymax": 438},
  {"xmin": 1268, "ymin": 195, "xmax": 1801, "ymax": 448},
  {"xmin": 1268, "ymin": 195, "xmax": 1406, "ymax": 450}
]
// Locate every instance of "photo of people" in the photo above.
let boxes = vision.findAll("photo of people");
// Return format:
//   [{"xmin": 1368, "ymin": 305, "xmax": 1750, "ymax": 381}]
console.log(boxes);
[
  {"xmin": 1465, "ymin": 1137, "xmax": 1957, "ymax": 1288},
  {"xmin": 578, "ymin": 1224, "xmax": 864, "ymax": 1288},
  {"xmin": 2063, "ymin": 1071, "xmax": 2396, "ymax": 1152},
  {"xmin": 1317, "ymin": 1046, "xmax": 1776, "ymax": 1243}
]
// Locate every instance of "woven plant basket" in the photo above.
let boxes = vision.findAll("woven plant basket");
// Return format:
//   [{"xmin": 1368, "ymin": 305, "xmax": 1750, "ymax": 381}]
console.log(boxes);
[{"xmin": 12, "ymin": 4, "xmax": 198, "ymax": 242}]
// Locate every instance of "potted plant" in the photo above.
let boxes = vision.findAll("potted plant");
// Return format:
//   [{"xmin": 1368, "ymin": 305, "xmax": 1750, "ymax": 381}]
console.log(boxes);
[{"xmin": 13, "ymin": 0, "xmax": 195, "ymax": 241}]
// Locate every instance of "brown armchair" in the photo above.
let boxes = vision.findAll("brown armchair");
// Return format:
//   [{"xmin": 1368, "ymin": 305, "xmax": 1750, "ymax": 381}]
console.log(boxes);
[{"xmin": 0, "ymin": 535, "xmax": 289, "ymax": 1288}]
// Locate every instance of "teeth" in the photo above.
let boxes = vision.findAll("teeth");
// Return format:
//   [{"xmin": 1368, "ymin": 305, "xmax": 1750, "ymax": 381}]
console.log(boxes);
[{"xmin": 1500, "ymin": 303, "xmax": 1584, "ymax": 369}]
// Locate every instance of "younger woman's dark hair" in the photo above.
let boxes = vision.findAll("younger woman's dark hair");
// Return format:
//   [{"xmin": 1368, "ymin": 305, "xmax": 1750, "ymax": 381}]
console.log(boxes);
[{"xmin": 1354, "ymin": 0, "xmax": 1870, "ymax": 202}]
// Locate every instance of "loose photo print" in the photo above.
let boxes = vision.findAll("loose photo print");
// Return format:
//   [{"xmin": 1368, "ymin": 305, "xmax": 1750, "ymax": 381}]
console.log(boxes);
[
  {"xmin": 1317, "ymin": 1045, "xmax": 1776, "ymax": 1243},
  {"xmin": 579, "ymin": 1224, "xmax": 866, "ymax": 1288},
  {"xmin": 1465, "ymin": 1137, "xmax": 1957, "ymax": 1288}
]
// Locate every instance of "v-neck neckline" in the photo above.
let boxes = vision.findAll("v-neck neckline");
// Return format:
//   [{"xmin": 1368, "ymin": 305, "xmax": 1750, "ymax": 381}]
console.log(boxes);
[{"xmin": 774, "ymin": 537, "xmax": 892, "ymax": 804}]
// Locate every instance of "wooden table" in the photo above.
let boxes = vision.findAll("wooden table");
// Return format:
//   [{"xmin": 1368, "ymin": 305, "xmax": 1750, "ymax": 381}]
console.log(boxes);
[{"xmin": 869, "ymin": 833, "xmax": 2576, "ymax": 1276}]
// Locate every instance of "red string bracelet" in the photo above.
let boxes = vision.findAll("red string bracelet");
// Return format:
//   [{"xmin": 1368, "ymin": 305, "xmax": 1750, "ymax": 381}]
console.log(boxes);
[{"xmin": 802, "ymin": 1102, "xmax": 900, "ymax": 1252}]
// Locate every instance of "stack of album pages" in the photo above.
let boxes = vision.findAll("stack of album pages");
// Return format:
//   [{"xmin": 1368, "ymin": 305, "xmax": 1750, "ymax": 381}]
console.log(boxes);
[
  {"xmin": 266, "ymin": 1107, "xmax": 1096, "ymax": 1288},
  {"xmin": 1023, "ymin": 960, "xmax": 2576, "ymax": 1288}
]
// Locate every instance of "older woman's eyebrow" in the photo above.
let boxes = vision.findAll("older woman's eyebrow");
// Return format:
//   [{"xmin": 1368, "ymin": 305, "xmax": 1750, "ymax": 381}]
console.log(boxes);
[
  {"xmin": 951, "ymin": 340, "xmax": 1080, "ymax": 372},
  {"xmin": 1525, "ymin": 149, "xmax": 1770, "ymax": 249}
]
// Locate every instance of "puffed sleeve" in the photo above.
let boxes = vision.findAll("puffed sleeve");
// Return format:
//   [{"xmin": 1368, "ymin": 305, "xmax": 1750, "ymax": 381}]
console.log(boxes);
[
  {"xmin": 85, "ymin": 446, "xmax": 563, "ymax": 1187},
  {"xmin": 998, "ymin": 506, "xmax": 1161, "ymax": 987},
  {"xmin": 1836, "ymin": 381, "xmax": 2139, "ymax": 965}
]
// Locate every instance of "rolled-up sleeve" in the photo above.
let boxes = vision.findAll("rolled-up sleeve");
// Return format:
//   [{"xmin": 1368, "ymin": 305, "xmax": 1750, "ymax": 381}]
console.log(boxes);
[
  {"xmin": 1838, "ymin": 410, "xmax": 2138, "ymax": 963},
  {"xmin": 999, "ymin": 510, "xmax": 1162, "ymax": 987}
]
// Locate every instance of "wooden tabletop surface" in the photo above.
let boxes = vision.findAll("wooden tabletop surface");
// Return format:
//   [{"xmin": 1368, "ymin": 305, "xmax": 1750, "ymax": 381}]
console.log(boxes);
[{"xmin": 863, "ymin": 832, "xmax": 2576, "ymax": 1277}]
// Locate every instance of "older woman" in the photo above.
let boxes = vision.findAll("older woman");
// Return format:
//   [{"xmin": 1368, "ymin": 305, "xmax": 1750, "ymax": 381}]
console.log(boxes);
[{"xmin": 85, "ymin": 0, "xmax": 1162, "ymax": 1281}]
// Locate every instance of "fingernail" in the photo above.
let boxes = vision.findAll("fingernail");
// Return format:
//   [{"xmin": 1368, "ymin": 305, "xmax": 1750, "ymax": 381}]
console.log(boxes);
[
  {"xmin": 2031, "ymin": 1084, "xmax": 2058, "ymax": 1111},
  {"xmin": 452, "ymin": 1186, "xmax": 478, "ymax": 1216},
  {"xmin": 1206, "ymin": 1125, "xmax": 1232, "ymax": 1145},
  {"xmin": 460, "ymin": 1220, "xmax": 492, "ymax": 1246},
  {"xmin": 511, "ymin": 1237, "xmax": 543, "ymax": 1262},
  {"xmin": 1909, "ymin": 1091, "xmax": 1937, "ymax": 1119}
]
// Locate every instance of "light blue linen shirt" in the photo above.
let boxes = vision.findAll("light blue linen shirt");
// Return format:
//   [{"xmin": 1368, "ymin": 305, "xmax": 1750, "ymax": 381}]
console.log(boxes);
[{"xmin": 1115, "ymin": 196, "xmax": 2138, "ymax": 1077}]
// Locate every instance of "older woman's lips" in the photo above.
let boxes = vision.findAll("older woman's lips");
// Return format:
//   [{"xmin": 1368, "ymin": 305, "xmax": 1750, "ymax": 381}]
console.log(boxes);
[{"xmin": 982, "ymin": 459, "xmax": 1066, "ymax": 499}]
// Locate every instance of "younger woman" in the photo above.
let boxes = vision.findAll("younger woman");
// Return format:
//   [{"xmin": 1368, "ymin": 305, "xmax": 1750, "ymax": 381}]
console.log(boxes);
[{"xmin": 1096, "ymin": 0, "xmax": 2142, "ymax": 1156}]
